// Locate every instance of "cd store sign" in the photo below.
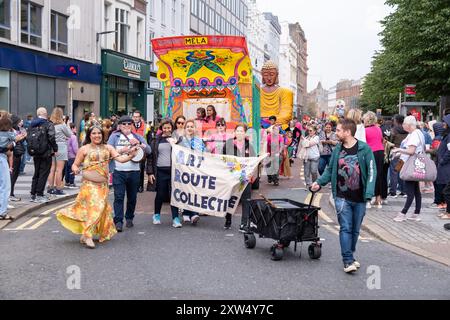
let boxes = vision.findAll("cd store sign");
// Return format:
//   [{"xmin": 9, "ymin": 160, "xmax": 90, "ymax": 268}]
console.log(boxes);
[{"xmin": 123, "ymin": 59, "xmax": 141, "ymax": 79}]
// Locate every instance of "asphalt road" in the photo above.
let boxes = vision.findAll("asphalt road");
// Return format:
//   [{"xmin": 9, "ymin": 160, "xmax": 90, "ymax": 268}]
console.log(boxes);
[{"xmin": 1, "ymin": 187, "xmax": 449, "ymax": 300}]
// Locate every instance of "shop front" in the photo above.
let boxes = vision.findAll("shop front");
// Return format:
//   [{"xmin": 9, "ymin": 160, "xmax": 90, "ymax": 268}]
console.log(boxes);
[
  {"xmin": 101, "ymin": 50, "xmax": 150, "ymax": 119},
  {"xmin": 0, "ymin": 42, "xmax": 101, "ymax": 120}
]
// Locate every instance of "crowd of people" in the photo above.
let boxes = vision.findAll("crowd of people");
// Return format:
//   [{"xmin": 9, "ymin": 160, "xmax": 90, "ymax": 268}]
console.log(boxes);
[{"xmin": 1, "ymin": 104, "xmax": 449, "ymax": 273}]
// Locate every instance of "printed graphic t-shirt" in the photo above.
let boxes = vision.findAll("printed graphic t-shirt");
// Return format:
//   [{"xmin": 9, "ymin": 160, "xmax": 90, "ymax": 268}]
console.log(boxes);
[{"xmin": 337, "ymin": 141, "xmax": 364, "ymax": 203}]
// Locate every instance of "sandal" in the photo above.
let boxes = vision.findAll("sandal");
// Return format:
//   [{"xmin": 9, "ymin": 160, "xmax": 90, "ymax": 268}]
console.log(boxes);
[{"xmin": 0, "ymin": 214, "xmax": 14, "ymax": 221}]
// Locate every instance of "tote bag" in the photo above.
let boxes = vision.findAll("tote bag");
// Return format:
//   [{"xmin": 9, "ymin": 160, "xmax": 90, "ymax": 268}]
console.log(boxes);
[{"xmin": 399, "ymin": 132, "xmax": 437, "ymax": 182}]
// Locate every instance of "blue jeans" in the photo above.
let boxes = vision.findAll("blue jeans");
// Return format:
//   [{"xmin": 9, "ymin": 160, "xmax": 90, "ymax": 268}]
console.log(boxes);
[
  {"xmin": 65, "ymin": 158, "xmax": 75, "ymax": 184},
  {"xmin": 319, "ymin": 155, "xmax": 331, "ymax": 175},
  {"xmin": 0, "ymin": 155, "xmax": 11, "ymax": 216},
  {"xmin": 335, "ymin": 197, "xmax": 366, "ymax": 265},
  {"xmin": 113, "ymin": 170, "xmax": 140, "ymax": 224},
  {"xmin": 389, "ymin": 158, "xmax": 404, "ymax": 194}
]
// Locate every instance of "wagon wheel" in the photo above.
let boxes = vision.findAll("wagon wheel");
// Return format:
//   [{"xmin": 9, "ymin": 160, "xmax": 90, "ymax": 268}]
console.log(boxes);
[
  {"xmin": 271, "ymin": 247, "xmax": 284, "ymax": 261},
  {"xmin": 244, "ymin": 233, "xmax": 256, "ymax": 249},
  {"xmin": 308, "ymin": 243, "xmax": 322, "ymax": 259}
]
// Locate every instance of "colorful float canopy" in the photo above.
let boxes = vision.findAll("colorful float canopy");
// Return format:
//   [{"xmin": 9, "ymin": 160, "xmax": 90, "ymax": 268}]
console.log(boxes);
[{"xmin": 151, "ymin": 36, "xmax": 253, "ymax": 87}]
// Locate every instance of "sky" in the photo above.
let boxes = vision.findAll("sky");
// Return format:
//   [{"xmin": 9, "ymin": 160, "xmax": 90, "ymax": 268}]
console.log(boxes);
[{"xmin": 256, "ymin": 0, "xmax": 393, "ymax": 91}]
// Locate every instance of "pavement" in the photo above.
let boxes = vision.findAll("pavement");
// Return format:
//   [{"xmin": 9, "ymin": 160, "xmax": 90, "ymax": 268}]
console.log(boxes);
[
  {"xmin": 0, "ymin": 160, "xmax": 82, "ymax": 230},
  {"xmin": 329, "ymin": 192, "xmax": 450, "ymax": 267}
]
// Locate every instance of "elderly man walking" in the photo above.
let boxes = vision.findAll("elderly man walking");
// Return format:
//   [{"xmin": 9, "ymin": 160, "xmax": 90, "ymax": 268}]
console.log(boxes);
[{"xmin": 108, "ymin": 115, "xmax": 151, "ymax": 232}]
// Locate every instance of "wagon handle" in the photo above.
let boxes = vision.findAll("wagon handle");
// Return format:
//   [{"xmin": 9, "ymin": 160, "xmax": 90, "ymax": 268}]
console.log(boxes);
[
  {"xmin": 307, "ymin": 186, "xmax": 321, "ymax": 209},
  {"xmin": 259, "ymin": 194, "xmax": 277, "ymax": 208}
]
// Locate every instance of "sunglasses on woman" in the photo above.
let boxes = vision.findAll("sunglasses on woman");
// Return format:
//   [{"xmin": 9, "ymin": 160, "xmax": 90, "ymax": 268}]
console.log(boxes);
[
  {"xmin": 177, "ymin": 122, "xmax": 185, "ymax": 125},
  {"xmin": 217, "ymin": 123, "xmax": 226, "ymax": 127}
]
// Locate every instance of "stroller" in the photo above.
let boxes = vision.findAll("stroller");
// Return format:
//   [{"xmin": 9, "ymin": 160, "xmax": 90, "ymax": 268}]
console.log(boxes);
[{"xmin": 243, "ymin": 188, "xmax": 322, "ymax": 261}]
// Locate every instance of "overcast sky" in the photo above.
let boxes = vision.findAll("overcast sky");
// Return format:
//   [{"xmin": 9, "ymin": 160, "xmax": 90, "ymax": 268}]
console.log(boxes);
[{"xmin": 256, "ymin": 0, "xmax": 393, "ymax": 91}]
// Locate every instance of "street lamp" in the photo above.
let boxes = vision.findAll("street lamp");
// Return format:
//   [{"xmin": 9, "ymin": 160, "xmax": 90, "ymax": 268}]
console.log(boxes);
[{"xmin": 96, "ymin": 30, "xmax": 117, "ymax": 42}]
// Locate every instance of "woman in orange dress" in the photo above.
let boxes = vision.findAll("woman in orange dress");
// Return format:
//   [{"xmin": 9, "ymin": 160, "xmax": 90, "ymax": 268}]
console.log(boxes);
[{"xmin": 56, "ymin": 125, "xmax": 137, "ymax": 249}]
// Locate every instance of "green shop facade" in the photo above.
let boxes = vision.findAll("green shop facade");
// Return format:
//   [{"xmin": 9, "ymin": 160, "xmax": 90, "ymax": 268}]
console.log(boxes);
[{"xmin": 101, "ymin": 50, "xmax": 151, "ymax": 119}]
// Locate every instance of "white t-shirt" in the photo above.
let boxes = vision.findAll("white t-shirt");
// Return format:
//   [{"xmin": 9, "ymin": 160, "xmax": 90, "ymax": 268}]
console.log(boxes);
[
  {"xmin": 114, "ymin": 133, "xmax": 141, "ymax": 172},
  {"xmin": 400, "ymin": 129, "xmax": 425, "ymax": 162},
  {"xmin": 355, "ymin": 124, "xmax": 366, "ymax": 142}
]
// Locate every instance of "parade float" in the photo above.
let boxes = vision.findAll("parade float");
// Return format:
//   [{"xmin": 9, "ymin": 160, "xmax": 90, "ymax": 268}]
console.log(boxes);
[{"xmin": 151, "ymin": 35, "xmax": 261, "ymax": 137}]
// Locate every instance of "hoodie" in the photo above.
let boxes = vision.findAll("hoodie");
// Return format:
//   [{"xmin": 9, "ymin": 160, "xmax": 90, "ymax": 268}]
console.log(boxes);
[
  {"xmin": 436, "ymin": 116, "xmax": 450, "ymax": 185},
  {"xmin": 30, "ymin": 118, "xmax": 58, "ymax": 156}
]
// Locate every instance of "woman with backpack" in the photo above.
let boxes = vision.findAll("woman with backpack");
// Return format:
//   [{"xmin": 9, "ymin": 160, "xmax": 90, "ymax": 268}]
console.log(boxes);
[{"xmin": 9, "ymin": 115, "xmax": 27, "ymax": 202}]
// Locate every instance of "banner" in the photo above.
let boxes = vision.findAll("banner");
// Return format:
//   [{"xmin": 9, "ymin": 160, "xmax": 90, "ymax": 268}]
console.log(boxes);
[{"xmin": 171, "ymin": 145, "xmax": 267, "ymax": 217}]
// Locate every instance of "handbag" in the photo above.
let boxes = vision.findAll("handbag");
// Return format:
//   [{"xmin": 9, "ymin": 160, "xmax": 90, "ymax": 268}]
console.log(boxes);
[
  {"xmin": 400, "ymin": 153, "xmax": 437, "ymax": 182},
  {"xmin": 394, "ymin": 159, "xmax": 404, "ymax": 173}
]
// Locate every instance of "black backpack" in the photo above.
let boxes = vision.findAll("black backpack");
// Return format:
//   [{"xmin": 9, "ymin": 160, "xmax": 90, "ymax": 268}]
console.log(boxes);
[{"xmin": 27, "ymin": 125, "xmax": 49, "ymax": 156}]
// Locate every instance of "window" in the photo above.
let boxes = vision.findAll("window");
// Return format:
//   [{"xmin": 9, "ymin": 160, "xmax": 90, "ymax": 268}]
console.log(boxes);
[
  {"xmin": 0, "ymin": 0, "xmax": 11, "ymax": 39},
  {"xmin": 21, "ymin": 1, "xmax": 42, "ymax": 47},
  {"xmin": 115, "ymin": 8, "xmax": 129, "ymax": 53},
  {"xmin": 51, "ymin": 12, "xmax": 68, "ymax": 53},
  {"xmin": 137, "ymin": 17, "xmax": 143, "ymax": 56},
  {"xmin": 149, "ymin": 0, "xmax": 155, "ymax": 17},
  {"xmin": 161, "ymin": 0, "xmax": 166, "ymax": 25},
  {"xmin": 171, "ymin": 0, "xmax": 176, "ymax": 29},
  {"xmin": 181, "ymin": 4, "xmax": 185, "ymax": 32}
]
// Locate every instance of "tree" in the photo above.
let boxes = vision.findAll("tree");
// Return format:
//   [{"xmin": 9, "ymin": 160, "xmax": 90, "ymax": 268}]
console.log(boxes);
[{"xmin": 362, "ymin": 0, "xmax": 450, "ymax": 114}]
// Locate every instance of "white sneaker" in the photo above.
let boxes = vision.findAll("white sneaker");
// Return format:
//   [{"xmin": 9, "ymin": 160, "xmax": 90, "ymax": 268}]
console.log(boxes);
[
  {"xmin": 7, "ymin": 204, "xmax": 15, "ymax": 209},
  {"xmin": 393, "ymin": 213, "xmax": 407, "ymax": 222},
  {"xmin": 407, "ymin": 214, "xmax": 422, "ymax": 222},
  {"xmin": 429, "ymin": 203, "xmax": 440, "ymax": 209},
  {"xmin": 191, "ymin": 215, "xmax": 200, "ymax": 225},
  {"xmin": 182, "ymin": 215, "xmax": 191, "ymax": 223},
  {"xmin": 353, "ymin": 261, "xmax": 361, "ymax": 269},
  {"xmin": 366, "ymin": 202, "xmax": 372, "ymax": 209},
  {"xmin": 344, "ymin": 263, "xmax": 357, "ymax": 273}
]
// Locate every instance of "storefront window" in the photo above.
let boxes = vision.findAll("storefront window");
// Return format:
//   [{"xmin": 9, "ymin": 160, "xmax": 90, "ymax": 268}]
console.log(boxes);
[{"xmin": 0, "ymin": 70, "xmax": 10, "ymax": 111}]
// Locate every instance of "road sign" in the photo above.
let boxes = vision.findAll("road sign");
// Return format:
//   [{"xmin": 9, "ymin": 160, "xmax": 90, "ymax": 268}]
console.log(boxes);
[{"xmin": 405, "ymin": 85, "xmax": 416, "ymax": 97}]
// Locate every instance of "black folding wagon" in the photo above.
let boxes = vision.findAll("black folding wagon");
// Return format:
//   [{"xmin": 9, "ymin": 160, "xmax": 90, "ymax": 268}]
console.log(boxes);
[{"xmin": 243, "ymin": 189, "xmax": 322, "ymax": 261}]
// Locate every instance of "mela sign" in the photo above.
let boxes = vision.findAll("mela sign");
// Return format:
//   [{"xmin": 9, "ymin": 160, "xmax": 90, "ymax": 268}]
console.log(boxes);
[{"xmin": 184, "ymin": 37, "xmax": 208, "ymax": 46}]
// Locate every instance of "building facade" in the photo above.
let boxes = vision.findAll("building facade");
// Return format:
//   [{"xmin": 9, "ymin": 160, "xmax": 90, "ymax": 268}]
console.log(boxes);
[
  {"xmin": 327, "ymin": 85, "xmax": 337, "ymax": 115},
  {"xmin": 289, "ymin": 22, "xmax": 308, "ymax": 116},
  {"xmin": 278, "ymin": 21, "xmax": 297, "ymax": 113},
  {"xmin": 307, "ymin": 82, "xmax": 328, "ymax": 118},
  {"xmin": 262, "ymin": 12, "xmax": 281, "ymax": 66},
  {"xmin": 0, "ymin": 0, "xmax": 102, "ymax": 128},
  {"xmin": 246, "ymin": 0, "xmax": 264, "ymax": 82},
  {"xmin": 100, "ymin": 0, "xmax": 150, "ymax": 119},
  {"xmin": 189, "ymin": 0, "xmax": 248, "ymax": 36},
  {"xmin": 336, "ymin": 78, "xmax": 364, "ymax": 110},
  {"xmin": 147, "ymin": 0, "xmax": 190, "ymax": 122}
]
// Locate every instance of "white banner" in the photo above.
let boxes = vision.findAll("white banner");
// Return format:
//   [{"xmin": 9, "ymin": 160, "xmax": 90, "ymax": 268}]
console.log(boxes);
[{"xmin": 171, "ymin": 145, "xmax": 267, "ymax": 217}]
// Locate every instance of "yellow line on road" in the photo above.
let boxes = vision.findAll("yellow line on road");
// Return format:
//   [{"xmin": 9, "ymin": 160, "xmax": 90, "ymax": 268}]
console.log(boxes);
[
  {"xmin": 40, "ymin": 201, "xmax": 76, "ymax": 216},
  {"xmin": 27, "ymin": 217, "xmax": 52, "ymax": 230},
  {"xmin": 8, "ymin": 217, "xmax": 39, "ymax": 230}
]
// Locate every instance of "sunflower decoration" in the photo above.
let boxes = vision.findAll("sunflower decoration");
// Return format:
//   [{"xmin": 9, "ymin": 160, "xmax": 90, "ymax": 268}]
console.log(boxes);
[{"xmin": 222, "ymin": 157, "xmax": 250, "ymax": 191}]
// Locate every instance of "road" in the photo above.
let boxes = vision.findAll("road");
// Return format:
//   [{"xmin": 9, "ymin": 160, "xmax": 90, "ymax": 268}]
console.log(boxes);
[{"xmin": 1, "ymin": 176, "xmax": 449, "ymax": 300}]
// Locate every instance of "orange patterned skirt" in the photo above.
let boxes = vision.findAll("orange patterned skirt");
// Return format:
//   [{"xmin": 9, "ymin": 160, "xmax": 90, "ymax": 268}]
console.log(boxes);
[{"xmin": 56, "ymin": 180, "xmax": 116, "ymax": 242}]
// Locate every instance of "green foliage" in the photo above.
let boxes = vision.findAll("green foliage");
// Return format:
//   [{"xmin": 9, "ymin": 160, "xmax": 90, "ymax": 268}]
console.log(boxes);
[{"xmin": 362, "ymin": 0, "xmax": 450, "ymax": 114}]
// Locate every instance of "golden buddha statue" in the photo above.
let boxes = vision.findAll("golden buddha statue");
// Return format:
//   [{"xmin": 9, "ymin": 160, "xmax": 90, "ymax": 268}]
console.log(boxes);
[{"xmin": 260, "ymin": 61, "xmax": 294, "ymax": 129}]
